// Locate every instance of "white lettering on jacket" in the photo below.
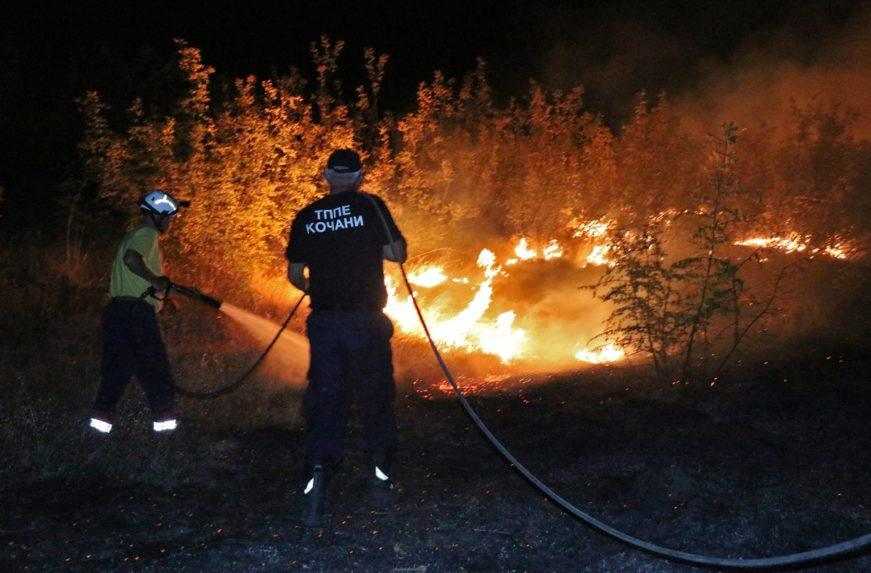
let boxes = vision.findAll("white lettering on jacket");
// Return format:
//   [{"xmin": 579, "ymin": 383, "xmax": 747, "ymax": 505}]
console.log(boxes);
[
  {"xmin": 313, "ymin": 205, "xmax": 352, "ymax": 220},
  {"xmin": 305, "ymin": 206, "xmax": 364, "ymax": 235}
]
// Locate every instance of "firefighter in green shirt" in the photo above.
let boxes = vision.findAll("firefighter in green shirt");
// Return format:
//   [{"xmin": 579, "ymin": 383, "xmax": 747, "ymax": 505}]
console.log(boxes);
[{"xmin": 89, "ymin": 190, "xmax": 184, "ymax": 435}]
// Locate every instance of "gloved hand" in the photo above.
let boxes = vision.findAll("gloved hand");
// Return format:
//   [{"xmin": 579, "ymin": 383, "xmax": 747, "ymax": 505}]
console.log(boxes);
[{"xmin": 151, "ymin": 275, "xmax": 171, "ymax": 294}]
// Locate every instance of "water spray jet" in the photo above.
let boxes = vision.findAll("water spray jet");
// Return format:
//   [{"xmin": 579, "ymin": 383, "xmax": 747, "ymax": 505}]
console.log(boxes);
[{"xmin": 164, "ymin": 292, "xmax": 308, "ymax": 399}]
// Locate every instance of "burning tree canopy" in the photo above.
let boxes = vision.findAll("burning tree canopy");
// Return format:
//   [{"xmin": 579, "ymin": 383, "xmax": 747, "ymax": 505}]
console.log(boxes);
[{"xmin": 78, "ymin": 38, "xmax": 870, "ymax": 376}]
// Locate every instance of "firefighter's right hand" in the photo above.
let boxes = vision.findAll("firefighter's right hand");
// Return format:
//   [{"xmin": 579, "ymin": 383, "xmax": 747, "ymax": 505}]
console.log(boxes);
[{"xmin": 151, "ymin": 275, "xmax": 171, "ymax": 293}]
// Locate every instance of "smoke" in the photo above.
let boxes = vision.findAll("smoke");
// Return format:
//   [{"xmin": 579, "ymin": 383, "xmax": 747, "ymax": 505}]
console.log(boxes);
[
  {"xmin": 675, "ymin": 7, "xmax": 871, "ymax": 140},
  {"xmin": 491, "ymin": 259, "xmax": 614, "ymax": 367},
  {"xmin": 538, "ymin": 4, "xmax": 871, "ymax": 138},
  {"xmin": 541, "ymin": 18, "xmax": 697, "ymax": 121}
]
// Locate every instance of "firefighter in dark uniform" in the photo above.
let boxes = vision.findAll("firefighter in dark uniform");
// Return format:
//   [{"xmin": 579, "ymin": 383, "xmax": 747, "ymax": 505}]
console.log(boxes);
[{"xmin": 286, "ymin": 149, "xmax": 407, "ymax": 526}]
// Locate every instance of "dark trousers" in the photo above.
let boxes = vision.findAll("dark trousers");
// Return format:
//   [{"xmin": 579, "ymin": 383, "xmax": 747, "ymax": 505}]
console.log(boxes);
[
  {"xmin": 304, "ymin": 310, "xmax": 397, "ymax": 468},
  {"xmin": 93, "ymin": 298, "xmax": 176, "ymax": 422}
]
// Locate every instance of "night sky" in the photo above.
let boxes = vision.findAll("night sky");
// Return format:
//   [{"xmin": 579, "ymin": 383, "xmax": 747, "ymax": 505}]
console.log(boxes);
[{"xmin": 0, "ymin": 0, "xmax": 863, "ymax": 231}]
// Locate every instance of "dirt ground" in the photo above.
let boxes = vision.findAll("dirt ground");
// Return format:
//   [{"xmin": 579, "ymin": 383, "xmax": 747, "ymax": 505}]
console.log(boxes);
[{"xmin": 2, "ymin": 328, "xmax": 870, "ymax": 571}]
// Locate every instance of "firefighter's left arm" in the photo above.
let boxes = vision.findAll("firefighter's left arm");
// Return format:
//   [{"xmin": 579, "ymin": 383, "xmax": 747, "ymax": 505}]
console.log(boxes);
[
  {"xmin": 383, "ymin": 237, "xmax": 408, "ymax": 263},
  {"xmin": 288, "ymin": 262, "xmax": 309, "ymax": 293},
  {"xmin": 369, "ymin": 195, "xmax": 407, "ymax": 263}
]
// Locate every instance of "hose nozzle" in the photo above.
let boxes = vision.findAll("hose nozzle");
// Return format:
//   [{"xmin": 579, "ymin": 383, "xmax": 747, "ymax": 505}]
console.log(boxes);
[{"xmin": 170, "ymin": 283, "xmax": 222, "ymax": 309}]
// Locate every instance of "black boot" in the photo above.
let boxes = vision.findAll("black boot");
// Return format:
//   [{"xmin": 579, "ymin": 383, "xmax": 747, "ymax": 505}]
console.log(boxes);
[
  {"xmin": 302, "ymin": 464, "xmax": 328, "ymax": 527},
  {"xmin": 369, "ymin": 454, "xmax": 397, "ymax": 512},
  {"xmin": 83, "ymin": 416, "xmax": 113, "ymax": 466}
]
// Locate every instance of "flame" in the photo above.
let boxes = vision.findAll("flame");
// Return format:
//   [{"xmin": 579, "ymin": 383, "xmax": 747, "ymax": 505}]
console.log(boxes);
[
  {"xmin": 507, "ymin": 237, "xmax": 564, "ymax": 265},
  {"xmin": 572, "ymin": 218, "xmax": 611, "ymax": 238},
  {"xmin": 543, "ymin": 239, "xmax": 564, "ymax": 260},
  {"xmin": 383, "ymin": 276, "xmax": 424, "ymax": 334},
  {"xmin": 586, "ymin": 244, "xmax": 614, "ymax": 267},
  {"xmin": 479, "ymin": 311, "xmax": 526, "ymax": 363},
  {"xmin": 382, "ymin": 227, "xmax": 646, "ymax": 366},
  {"xmin": 824, "ymin": 244, "xmax": 848, "ymax": 260},
  {"xmin": 575, "ymin": 343, "xmax": 625, "ymax": 364},
  {"xmin": 735, "ymin": 234, "xmax": 808, "ymax": 254},
  {"xmin": 383, "ymin": 217, "xmax": 855, "ymax": 373},
  {"xmin": 385, "ymin": 248, "xmax": 527, "ymax": 363},
  {"xmin": 384, "ymin": 231, "xmax": 630, "ymax": 365},
  {"xmin": 734, "ymin": 233, "xmax": 853, "ymax": 260},
  {"xmin": 570, "ymin": 219, "xmax": 615, "ymax": 267},
  {"xmin": 514, "ymin": 237, "xmax": 537, "ymax": 260},
  {"xmin": 407, "ymin": 265, "xmax": 448, "ymax": 287}
]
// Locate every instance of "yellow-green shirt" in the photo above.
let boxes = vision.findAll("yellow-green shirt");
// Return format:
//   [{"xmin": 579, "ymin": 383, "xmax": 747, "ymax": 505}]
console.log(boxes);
[{"xmin": 109, "ymin": 225, "xmax": 162, "ymax": 307}]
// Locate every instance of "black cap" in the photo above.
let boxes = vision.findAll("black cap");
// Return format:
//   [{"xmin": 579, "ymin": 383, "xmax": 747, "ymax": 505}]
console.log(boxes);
[{"xmin": 327, "ymin": 149, "xmax": 362, "ymax": 173}]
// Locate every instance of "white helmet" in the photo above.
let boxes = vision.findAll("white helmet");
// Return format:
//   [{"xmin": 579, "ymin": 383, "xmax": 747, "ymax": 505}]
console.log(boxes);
[{"xmin": 139, "ymin": 189, "xmax": 185, "ymax": 217}]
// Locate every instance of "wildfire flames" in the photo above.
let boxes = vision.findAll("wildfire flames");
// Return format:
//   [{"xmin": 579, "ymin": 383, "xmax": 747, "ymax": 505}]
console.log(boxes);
[
  {"xmin": 383, "ymin": 221, "xmax": 857, "ymax": 367},
  {"xmin": 734, "ymin": 234, "xmax": 851, "ymax": 260},
  {"xmin": 385, "ymin": 248, "xmax": 527, "ymax": 364},
  {"xmin": 572, "ymin": 219, "xmax": 616, "ymax": 267},
  {"xmin": 585, "ymin": 244, "xmax": 614, "ymax": 267},
  {"xmin": 384, "ymin": 237, "xmax": 625, "ymax": 365}
]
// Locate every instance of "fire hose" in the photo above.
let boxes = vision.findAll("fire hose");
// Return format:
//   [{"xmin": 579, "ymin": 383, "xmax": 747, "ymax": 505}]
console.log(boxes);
[
  {"xmin": 396, "ymin": 262, "xmax": 870, "ymax": 569},
  {"xmin": 366, "ymin": 196, "xmax": 871, "ymax": 570}
]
